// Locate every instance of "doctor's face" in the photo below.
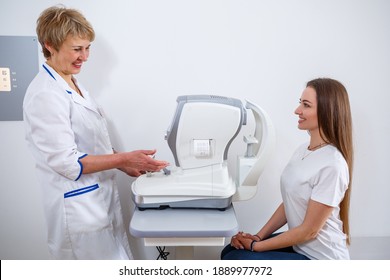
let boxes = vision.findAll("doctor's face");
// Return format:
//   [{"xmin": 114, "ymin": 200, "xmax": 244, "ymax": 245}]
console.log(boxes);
[
  {"xmin": 47, "ymin": 35, "xmax": 91, "ymax": 78},
  {"xmin": 294, "ymin": 86, "xmax": 319, "ymax": 133}
]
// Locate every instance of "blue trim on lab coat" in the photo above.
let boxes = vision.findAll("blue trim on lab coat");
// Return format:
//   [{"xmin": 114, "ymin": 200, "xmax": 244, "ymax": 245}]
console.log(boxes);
[{"xmin": 64, "ymin": 183, "xmax": 99, "ymax": 198}]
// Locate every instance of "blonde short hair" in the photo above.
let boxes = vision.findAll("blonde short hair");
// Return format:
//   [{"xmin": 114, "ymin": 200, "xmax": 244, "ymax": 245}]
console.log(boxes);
[{"xmin": 36, "ymin": 5, "xmax": 95, "ymax": 58}]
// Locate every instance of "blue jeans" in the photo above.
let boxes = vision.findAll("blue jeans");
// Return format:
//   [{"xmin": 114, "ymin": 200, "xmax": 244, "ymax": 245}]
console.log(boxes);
[{"xmin": 220, "ymin": 233, "xmax": 310, "ymax": 260}]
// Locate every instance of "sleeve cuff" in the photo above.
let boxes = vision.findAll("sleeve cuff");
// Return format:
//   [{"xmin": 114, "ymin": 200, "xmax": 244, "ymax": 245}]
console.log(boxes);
[{"xmin": 75, "ymin": 154, "xmax": 88, "ymax": 181}]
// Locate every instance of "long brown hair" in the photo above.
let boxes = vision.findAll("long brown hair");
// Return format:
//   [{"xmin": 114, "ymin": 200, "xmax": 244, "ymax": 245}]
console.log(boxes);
[{"xmin": 307, "ymin": 78, "xmax": 353, "ymax": 245}]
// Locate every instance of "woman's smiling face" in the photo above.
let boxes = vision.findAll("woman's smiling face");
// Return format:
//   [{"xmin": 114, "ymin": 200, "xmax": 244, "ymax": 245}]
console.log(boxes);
[
  {"xmin": 46, "ymin": 35, "xmax": 91, "ymax": 80},
  {"xmin": 295, "ymin": 86, "xmax": 319, "ymax": 133}
]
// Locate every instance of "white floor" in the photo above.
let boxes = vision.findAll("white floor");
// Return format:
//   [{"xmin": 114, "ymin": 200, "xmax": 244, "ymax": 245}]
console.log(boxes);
[{"xmin": 349, "ymin": 236, "xmax": 390, "ymax": 260}]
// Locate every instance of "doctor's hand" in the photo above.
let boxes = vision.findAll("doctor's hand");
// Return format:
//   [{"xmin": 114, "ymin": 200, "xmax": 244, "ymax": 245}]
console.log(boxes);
[
  {"xmin": 119, "ymin": 167, "xmax": 145, "ymax": 177},
  {"xmin": 79, "ymin": 149, "xmax": 169, "ymax": 177},
  {"xmin": 121, "ymin": 149, "xmax": 169, "ymax": 176}
]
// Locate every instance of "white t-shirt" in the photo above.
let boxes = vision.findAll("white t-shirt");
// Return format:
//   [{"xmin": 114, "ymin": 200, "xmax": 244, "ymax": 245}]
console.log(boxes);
[{"xmin": 280, "ymin": 143, "xmax": 350, "ymax": 260}]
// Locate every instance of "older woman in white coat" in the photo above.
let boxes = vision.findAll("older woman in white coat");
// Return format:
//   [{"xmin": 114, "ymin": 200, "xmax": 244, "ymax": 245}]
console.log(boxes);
[{"xmin": 23, "ymin": 6, "xmax": 169, "ymax": 259}]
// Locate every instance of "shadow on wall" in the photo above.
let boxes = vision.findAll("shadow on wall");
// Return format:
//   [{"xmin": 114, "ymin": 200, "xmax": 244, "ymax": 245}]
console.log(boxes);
[{"xmin": 78, "ymin": 36, "xmax": 118, "ymax": 99}]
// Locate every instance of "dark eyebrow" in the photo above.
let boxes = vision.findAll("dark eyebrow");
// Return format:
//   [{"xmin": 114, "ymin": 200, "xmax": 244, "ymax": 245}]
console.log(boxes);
[{"xmin": 300, "ymin": 98, "xmax": 313, "ymax": 104}]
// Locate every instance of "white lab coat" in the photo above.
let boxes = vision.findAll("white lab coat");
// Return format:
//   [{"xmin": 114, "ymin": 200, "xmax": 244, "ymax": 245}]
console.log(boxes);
[{"xmin": 23, "ymin": 63, "xmax": 133, "ymax": 259}]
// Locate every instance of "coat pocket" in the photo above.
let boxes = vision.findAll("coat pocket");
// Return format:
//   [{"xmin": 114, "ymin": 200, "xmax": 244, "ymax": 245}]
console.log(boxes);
[{"xmin": 64, "ymin": 184, "xmax": 111, "ymax": 235}]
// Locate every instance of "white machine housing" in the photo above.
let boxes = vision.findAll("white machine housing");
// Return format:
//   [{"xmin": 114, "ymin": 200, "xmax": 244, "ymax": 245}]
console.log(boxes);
[{"xmin": 131, "ymin": 95, "xmax": 275, "ymax": 210}]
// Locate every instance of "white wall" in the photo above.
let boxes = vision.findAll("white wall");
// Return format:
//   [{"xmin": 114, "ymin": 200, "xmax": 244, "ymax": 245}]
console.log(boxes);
[{"xmin": 1, "ymin": 0, "xmax": 389, "ymax": 260}]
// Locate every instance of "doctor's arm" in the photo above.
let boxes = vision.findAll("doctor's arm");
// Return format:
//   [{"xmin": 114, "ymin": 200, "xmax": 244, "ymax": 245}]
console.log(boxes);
[
  {"xmin": 237, "ymin": 199, "xmax": 334, "ymax": 252},
  {"xmin": 79, "ymin": 149, "xmax": 169, "ymax": 177}
]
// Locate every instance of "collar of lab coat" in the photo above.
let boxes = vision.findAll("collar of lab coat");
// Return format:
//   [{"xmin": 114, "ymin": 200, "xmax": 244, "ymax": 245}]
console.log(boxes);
[{"xmin": 42, "ymin": 63, "xmax": 101, "ymax": 116}]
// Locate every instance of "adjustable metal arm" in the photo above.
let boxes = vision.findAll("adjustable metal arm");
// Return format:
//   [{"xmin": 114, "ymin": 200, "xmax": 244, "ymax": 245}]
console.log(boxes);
[{"xmin": 233, "ymin": 100, "xmax": 275, "ymax": 201}]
